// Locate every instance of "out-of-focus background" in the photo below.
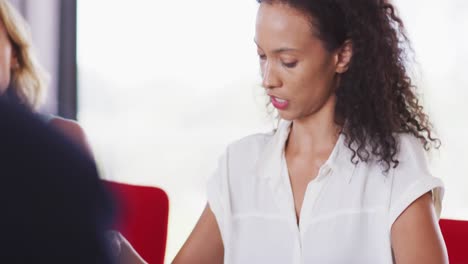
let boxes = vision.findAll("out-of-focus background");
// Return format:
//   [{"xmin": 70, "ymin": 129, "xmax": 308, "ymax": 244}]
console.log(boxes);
[{"xmin": 9, "ymin": 0, "xmax": 467, "ymax": 262}]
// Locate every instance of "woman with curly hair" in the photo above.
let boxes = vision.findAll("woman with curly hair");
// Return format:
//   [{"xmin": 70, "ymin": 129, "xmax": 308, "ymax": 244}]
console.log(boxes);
[{"xmin": 174, "ymin": 0, "xmax": 447, "ymax": 263}]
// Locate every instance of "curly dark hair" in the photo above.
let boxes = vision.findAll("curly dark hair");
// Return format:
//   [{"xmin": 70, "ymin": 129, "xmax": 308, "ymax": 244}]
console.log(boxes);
[{"xmin": 257, "ymin": 0, "xmax": 440, "ymax": 171}]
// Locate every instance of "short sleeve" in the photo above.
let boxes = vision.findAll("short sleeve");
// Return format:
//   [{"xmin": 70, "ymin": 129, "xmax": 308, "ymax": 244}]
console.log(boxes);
[
  {"xmin": 388, "ymin": 135, "xmax": 444, "ymax": 227},
  {"xmin": 206, "ymin": 147, "xmax": 231, "ymax": 241}
]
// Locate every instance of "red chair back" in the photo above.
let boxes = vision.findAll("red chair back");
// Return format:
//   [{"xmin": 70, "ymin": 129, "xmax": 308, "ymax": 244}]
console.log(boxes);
[
  {"xmin": 440, "ymin": 218, "xmax": 468, "ymax": 264},
  {"xmin": 104, "ymin": 181, "xmax": 169, "ymax": 264}
]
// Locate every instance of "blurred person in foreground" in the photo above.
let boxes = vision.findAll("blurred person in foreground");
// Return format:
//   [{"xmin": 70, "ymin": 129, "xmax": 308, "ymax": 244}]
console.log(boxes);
[
  {"xmin": 0, "ymin": 0, "xmax": 147, "ymax": 263},
  {"xmin": 0, "ymin": 97, "xmax": 114, "ymax": 263},
  {"xmin": 174, "ymin": 0, "xmax": 448, "ymax": 263}
]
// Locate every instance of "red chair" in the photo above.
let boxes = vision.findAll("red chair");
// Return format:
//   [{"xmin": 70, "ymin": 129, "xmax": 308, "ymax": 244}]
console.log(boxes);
[
  {"xmin": 439, "ymin": 219, "xmax": 468, "ymax": 264},
  {"xmin": 104, "ymin": 181, "xmax": 169, "ymax": 264}
]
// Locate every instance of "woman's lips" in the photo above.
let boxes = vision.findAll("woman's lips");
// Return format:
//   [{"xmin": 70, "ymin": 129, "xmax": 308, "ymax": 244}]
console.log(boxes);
[{"xmin": 270, "ymin": 96, "xmax": 289, "ymax": 110}]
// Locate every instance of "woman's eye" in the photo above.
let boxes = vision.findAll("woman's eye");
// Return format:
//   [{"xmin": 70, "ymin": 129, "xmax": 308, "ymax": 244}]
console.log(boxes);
[
  {"xmin": 282, "ymin": 61, "xmax": 297, "ymax": 68},
  {"xmin": 258, "ymin": 54, "xmax": 266, "ymax": 60}
]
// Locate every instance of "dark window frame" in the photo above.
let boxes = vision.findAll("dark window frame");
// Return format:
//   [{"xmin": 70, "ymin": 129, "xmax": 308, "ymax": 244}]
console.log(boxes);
[{"xmin": 58, "ymin": 0, "xmax": 77, "ymax": 120}]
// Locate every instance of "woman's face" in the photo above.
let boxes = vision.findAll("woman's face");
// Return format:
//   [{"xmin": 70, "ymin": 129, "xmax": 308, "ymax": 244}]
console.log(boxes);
[
  {"xmin": 0, "ymin": 20, "xmax": 15, "ymax": 95},
  {"xmin": 255, "ymin": 3, "xmax": 343, "ymax": 121}
]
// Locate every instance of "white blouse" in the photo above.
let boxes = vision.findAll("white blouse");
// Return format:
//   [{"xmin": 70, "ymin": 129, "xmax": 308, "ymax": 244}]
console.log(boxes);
[{"xmin": 207, "ymin": 120, "xmax": 444, "ymax": 264}]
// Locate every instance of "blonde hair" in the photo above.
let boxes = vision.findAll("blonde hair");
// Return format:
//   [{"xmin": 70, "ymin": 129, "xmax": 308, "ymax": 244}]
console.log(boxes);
[{"xmin": 0, "ymin": 0, "xmax": 48, "ymax": 110}]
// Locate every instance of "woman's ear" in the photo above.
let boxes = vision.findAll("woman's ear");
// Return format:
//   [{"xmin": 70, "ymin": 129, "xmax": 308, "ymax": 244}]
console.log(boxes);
[{"xmin": 335, "ymin": 40, "xmax": 353, "ymax": 74}]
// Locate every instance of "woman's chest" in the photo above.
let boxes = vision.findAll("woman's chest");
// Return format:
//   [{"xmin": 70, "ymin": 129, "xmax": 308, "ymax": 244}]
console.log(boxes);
[{"xmin": 227, "ymin": 210, "xmax": 393, "ymax": 264}]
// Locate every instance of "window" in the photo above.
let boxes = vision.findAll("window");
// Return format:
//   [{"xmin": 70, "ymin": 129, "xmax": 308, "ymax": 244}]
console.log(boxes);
[{"xmin": 77, "ymin": 0, "xmax": 266, "ymax": 260}]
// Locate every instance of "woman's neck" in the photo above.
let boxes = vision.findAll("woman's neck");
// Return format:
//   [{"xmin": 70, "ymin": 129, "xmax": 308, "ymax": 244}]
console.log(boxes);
[{"xmin": 286, "ymin": 97, "xmax": 342, "ymax": 156}]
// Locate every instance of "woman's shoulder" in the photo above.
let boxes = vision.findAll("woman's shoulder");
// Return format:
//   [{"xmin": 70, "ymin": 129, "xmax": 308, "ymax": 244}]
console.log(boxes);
[
  {"xmin": 394, "ymin": 133, "xmax": 431, "ymax": 172},
  {"xmin": 36, "ymin": 113, "xmax": 86, "ymax": 141},
  {"xmin": 225, "ymin": 129, "xmax": 276, "ymax": 157},
  {"xmin": 48, "ymin": 116, "xmax": 86, "ymax": 140},
  {"xmin": 36, "ymin": 113, "xmax": 81, "ymax": 131},
  {"xmin": 46, "ymin": 116, "xmax": 93, "ymax": 156},
  {"xmin": 388, "ymin": 132, "xmax": 444, "ymax": 222}
]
